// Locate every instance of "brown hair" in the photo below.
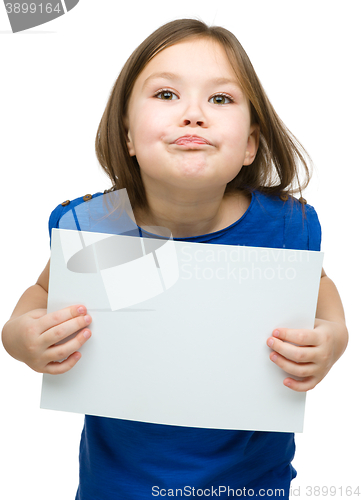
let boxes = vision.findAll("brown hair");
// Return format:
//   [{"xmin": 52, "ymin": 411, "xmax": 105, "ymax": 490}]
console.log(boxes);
[{"xmin": 95, "ymin": 18, "xmax": 312, "ymax": 214}]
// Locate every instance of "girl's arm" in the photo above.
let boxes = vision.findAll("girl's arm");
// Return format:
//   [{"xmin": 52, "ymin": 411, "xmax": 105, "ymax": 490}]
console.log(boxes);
[
  {"xmin": 266, "ymin": 267, "xmax": 349, "ymax": 392},
  {"xmin": 1, "ymin": 260, "xmax": 92, "ymax": 374},
  {"xmin": 8, "ymin": 259, "xmax": 50, "ymax": 319},
  {"xmin": 315, "ymin": 268, "xmax": 347, "ymax": 326}
]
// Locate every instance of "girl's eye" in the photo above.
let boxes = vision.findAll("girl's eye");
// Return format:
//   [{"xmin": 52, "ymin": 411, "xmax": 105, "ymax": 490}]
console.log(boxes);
[
  {"xmin": 209, "ymin": 94, "xmax": 234, "ymax": 105},
  {"xmin": 155, "ymin": 90, "xmax": 178, "ymax": 100}
]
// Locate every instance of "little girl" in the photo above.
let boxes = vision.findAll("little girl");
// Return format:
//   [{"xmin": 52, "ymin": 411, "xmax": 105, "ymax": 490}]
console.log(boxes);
[{"xmin": 2, "ymin": 18, "xmax": 348, "ymax": 500}]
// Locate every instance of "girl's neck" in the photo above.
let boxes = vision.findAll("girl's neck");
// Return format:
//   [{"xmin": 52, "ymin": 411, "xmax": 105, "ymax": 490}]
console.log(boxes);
[{"xmin": 134, "ymin": 189, "xmax": 250, "ymax": 239}]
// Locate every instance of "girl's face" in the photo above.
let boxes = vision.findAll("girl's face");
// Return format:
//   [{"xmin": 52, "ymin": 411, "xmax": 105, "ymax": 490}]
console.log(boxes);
[{"xmin": 125, "ymin": 37, "xmax": 259, "ymax": 194}]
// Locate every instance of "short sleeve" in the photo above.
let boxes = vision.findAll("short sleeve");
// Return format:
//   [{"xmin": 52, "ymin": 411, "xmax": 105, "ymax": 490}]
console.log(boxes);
[
  {"xmin": 47, "ymin": 192, "xmax": 103, "ymax": 247},
  {"xmin": 48, "ymin": 203, "xmax": 64, "ymax": 245},
  {"xmin": 305, "ymin": 204, "xmax": 322, "ymax": 251}
]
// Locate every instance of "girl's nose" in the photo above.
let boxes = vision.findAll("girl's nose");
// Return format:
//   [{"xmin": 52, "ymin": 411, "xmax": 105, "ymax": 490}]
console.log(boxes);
[
  {"xmin": 180, "ymin": 101, "xmax": 207, "ymax": 127},
  {"xmin": 182, "ymin": 117, "xmax": 205, "ymax": 127}
]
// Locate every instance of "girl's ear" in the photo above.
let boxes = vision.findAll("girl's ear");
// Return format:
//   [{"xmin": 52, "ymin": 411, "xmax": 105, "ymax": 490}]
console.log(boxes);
[
  {"xmin": 124, "ymin": 118, "xmax": 136, "ymax": 157},
  {"xmin": 243, "ymin": 123, "xmax": 260, "ymax": 166},
  {"xmin": 126, "ymin": 132, "xmax": 136, "ymax": 157}
]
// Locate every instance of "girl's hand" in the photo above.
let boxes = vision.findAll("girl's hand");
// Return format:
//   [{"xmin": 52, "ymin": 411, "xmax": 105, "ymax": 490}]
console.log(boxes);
[
  {"xmin": 266, "ymin": 318, "xmax": 348, "ymax": 392},
  {"xmin": 2, "ymin": 306, "xmax": 92, "ymax": 374}
]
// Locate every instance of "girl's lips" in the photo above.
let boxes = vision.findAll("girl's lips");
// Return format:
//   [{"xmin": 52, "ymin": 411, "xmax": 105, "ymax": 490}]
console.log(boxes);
[{"xmin": 173, "ymin": 135, "xmax": 211, "ymax": 146}]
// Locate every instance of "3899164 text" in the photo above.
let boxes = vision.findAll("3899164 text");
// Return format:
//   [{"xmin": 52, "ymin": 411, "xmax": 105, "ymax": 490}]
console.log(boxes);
[
  {"xmin": 5, "ymin": 3, "xmax": 62, "ymax": 14},
  {"xmin": 290, "ymin": 485, "xmax": 361, "ymax": 497}
]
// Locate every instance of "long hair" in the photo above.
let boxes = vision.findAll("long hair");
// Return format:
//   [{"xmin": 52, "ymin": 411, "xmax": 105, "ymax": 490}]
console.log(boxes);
[{"xmin": 95, "ymin": 18, "xmax": 312, "ymax": 213}]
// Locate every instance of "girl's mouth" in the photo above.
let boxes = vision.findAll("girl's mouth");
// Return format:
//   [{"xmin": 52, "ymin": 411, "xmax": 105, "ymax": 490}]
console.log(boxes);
[{"xmin": 173, "ymin": 135, "xmax": 211, "ymax": 146}]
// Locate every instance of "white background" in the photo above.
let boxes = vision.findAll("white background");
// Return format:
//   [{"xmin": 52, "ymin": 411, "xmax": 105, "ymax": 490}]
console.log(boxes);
[{"xmin": 0, "ymin": 1, "xmax": 360, "ymax": 499}]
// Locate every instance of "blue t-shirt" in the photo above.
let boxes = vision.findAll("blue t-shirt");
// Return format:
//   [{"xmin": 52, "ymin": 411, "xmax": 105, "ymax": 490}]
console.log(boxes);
[{"xmin": 48, "ymin": 189, "xmax": 321, "ymax": 499}]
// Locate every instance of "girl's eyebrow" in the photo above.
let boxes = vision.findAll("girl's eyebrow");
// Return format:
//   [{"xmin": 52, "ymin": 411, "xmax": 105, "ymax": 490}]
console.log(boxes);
[
  {"xmin": 142, "ymin": 71, "xmax": 241, "ymax": 90},
  {"xmin": 143, "ymin": 72, "xmax": 180, "ymax": 88}
]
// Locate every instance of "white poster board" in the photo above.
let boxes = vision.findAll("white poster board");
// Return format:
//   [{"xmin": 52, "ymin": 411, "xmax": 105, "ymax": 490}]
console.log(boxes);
[{"xmin": 41, "ymin": 227, "xmax": 323, "ymax": 433}]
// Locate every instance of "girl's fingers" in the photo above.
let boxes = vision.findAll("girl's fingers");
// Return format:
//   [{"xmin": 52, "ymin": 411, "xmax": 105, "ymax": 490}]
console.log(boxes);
[
  {"xmin": 271, "ymin": 328, "xmax": 319, "ymax": 347},
  {"xmin": 283, "ymin": 376, "xmax": 317, "ymax": 392},
  {"xmin": 44, "ymin": 351, "xmax": 83, "ymax": 375},
  {"xmin": 269, "ymin": 351, "xmax": 315, "ymax": 379},
  {"xmin": 45, "ymin": 328, "xmax": 92, "ymax": 363},
  {"xmin": 40, "ymin": 312, "xmax": 92, "ymax": 348},
  {"xmin": 34, "ymin": 305, "xmax": 89, "ymax": 336},
  {"xmin": 267, "ymin": 336, "xmax": 316, "ymax": 363}
]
